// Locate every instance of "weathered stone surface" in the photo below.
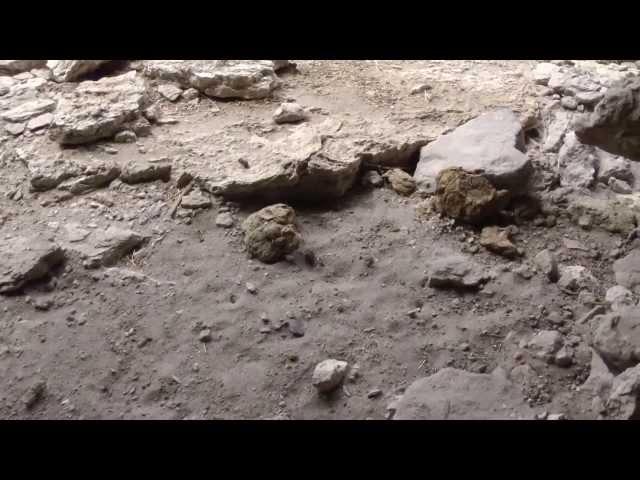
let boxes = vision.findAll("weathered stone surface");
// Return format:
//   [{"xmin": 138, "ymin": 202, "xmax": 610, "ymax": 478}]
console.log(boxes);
[
  {"xmin": 157, "ymin": 84, "xmax": 182, "ymax": 102},
  {"xmin": 312, "ymin": 359, "xmax": 349, "ymax": 393},
  {"xmin": 143, "ymin": 60, "xmax": 282, "ymax": 100},
  {"xmin": 384, "ymin": 168, "xmax": 416, "ymax": 196},
  {"xmin": 480, "ymin": 226, "xmax": 520, "ymax": 259},
  {"xmin": 598, "ymin": 151, "xmax": 633, "ymax": 184},
  {"xmin": 215, "ymin": 212, "xmax": 234, "ymax": 228},
  {"xmin": 606, "ymin": 285, "xmax": 635, "ymax": 311},
  {"xmin": 0, "ymin": 76, "xmax": 14, "ymax": 96},
  {"xmin": 433, "ymin": 168, "xmax": 509, "ymax": 225},
  {"xmin": 361, "ymin": 170, "xmax": 383, "ymax": 188},
  {"xmin": 557, "ymin": 265, "xmax": 597, "ymax": 292},
  {"xmin": 120, "ymin": 160, "xmax": 171, "ymax": 184},
  {"xmin": 605, "ymin": 363, "xmax": 640, "ymax": 419},
  {"xmin": 414, "ymin": 109, "xmax": 532, "ymax": 191},
  {"xmin": 57, "ymin": 163, "xmax": 120, "ymax": 195},
  {"xmin": 0, "ymin": 236, "xmax": 65, "ymax": 294},
  {"xmin": 534, "ymin": 249, "xmax": 559, "ymax": 282},
  {"xmin": 242, "ymin": 204, "xmax": 301, "ymax": 263},
  {"xmin": 26, "ymin": 112, "xmax": 53, "ymax": 131},
  {"xmin": 567, "ymin": 194, "xmax": 639, "ymax": 234},
  {"xmin": 0, "ymin": 60, "xmax": 47, "ymax": 75},
  {"xmin": 609, "ymin": 177, "xmax": 632, "ymax": 194},
  {"xmin": 542, "ymin": 104, "xmax": 573, "ymax": 153},
  {"xmin": 557, "ymin": 132, "xmax": 597, "ymax": 188},
  {"xmin": 1, "ymin": 98, "xmax": 56, "ymax": 123},
  {"xmin": 4, "ymin": 122, "xmax": 25, "ymax": 136},
  {"xmin": 273, "ymin": 102, "xmax": 307, "ymax": 124},
  {"xmin": 391, "ymin": 368, "xmax": 532, "ymax": 420},
  {"xmin": 428, "ymin": 254, "xmax": 489, "ymax": 290},
  {"xmin": 49, "ymin": 71, "xmax": 148, "ymax": 145},
  {"xmin": 574, "ymin": 77, "xmax": 640, "ymax": 161},
  {"xmin": 614, "ymin": 250, "xmax": 640, "ymax": 292},
  {"xmin": 47, "ymin": 60, "xmax": 110, "ymax": 82},
  {"xmin": 180, "ymin": 189, "xmax": 211, "ymax": 209},
  {"xmin": 533, "ymin": 62, "xmax": 560, "ymax": 86},
  {"xmin": 113, "ymin": 130, "xmax": 136, "ymax": 143},
  {"xmin": 593, "ymin": 308, "xmax": 640, "ymax": 372},
  {"xmin": 21, "ymin": 155, "xmax": 83, "ymax": 192},
  {"xmin": 527, "ymin": 330, "xmax": 564, "ymax": 359},
  {"xmin": 64, "ymin": 227, "xmax": 149, "ymax": 269}
]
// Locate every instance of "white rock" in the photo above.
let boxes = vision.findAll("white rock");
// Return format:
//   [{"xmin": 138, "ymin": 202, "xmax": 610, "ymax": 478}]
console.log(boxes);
[
  {"xmin": 557, "ymin": 265, "xmax": 597, "ymax": 292},
  {"xmin": 533, "ymin": 62, "xmax": 560, "ymax": 86},
  {"xmin": 605, "ymin": 285, "xmax": 634, "ymax": 311},
  {"xmin": 273, "ymin": 102, "xmax": 308, "ymax": 124},
  {"xmin": 312, "ymin": 359, "xmax": 349, "ymax": 393},
  {"xmin": 47, "ymin": 60, "xmax": 110, "ymax": 82}
]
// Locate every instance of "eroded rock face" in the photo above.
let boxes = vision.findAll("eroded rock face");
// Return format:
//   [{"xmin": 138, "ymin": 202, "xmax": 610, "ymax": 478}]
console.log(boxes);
[
  {"xmin": 390, "ymin": 368, "xmax": 532, "ymax": 420},
  {"xmin": 433, "ymin": 168, "xmax": 509, "ymax": 225},
  {"xmin": 414, "ymin": 109, "xmax": 532, "ymax": 191},
  {"xmin": 47, "ymin": 60, "xmax": 111, "ymax": 82},
  {"xmin": 575, "ymin": 77, "xmax": 640, "ymax": 161},
  {"xmin": 242, "ymin": 204, "xmax": 301, "ymax": 263},
  {"xmin": 143, "ymin": 60, "xmax": 282, "ymax": 100},
  {"xmin": 0, "ymin": 236, "xmax": 65, "ymax": 294},
  {"xmin": 49, "ymin": 71, "xmax": 148, "ymax": 145},
  {"xmin": 557, "ymin": 132, "xmax": 597, "ymax": 188}
]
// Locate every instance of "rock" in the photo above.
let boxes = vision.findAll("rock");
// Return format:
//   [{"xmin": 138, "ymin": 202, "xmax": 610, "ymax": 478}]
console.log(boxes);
[
  {"xmin": 613, "ymin": 250, "xmax": 640, "ymax": 292},
  {"xmin": 143, "ymin": 60, "xmax": 283, "ymax": 100},
  {"xmin": 574, "ymin": 77, "xmax": 640, "ymax": 161},
  {"xmin": 49, "ymin": 71, "xmax": 149, "ymax": 145},
  {"xmin": 312, "ymin": 359, "xmax": 349, "ymax": 393},
  {"xmin": 557, "ymin": 265, "xmax": 597, "ymax": 292},
  {"xmin": 113, "ymin": 130, "xmax": 137, "ymax": 143},
  {"xmin": 428, "ymin": 254, "xmax": 489, "ymax": 290},
  {"xmin": 367, "ymin": 389, "xmax": 383, "ymax": 399},
  {"xmin": 21, "ymin": 155, "xmax": 83, "ymax": 192},
  {"xmin": 479, "ymin": 226, "xmax": 520, "ymax": 259},
  {"xmin": 561, "ymin": 96, "xmax": 578, "ymax": 110},
  {"xmin": 554, "ymin": 347, "xmax": 573, "ymax": 367},
  {"xmin": 26, "ymin": 112, "xmax": 53, "ymax": 131},
  {"xmin": 120, "ymin": 160, "xmax": 171, "ymax": 184},
  {"xmin": 23, "ymin": 380, "xmax": 47, "ymax": 410},
  {"xmin": 433, "ymin": 168, "xmax": 509, "ymax": 225},
  {"xmin": 64, "ymin": 227, "xmax": 149, "ymax": 269},
  {"xmin": 593, "ymin": 309, "xmax": 640, "ymax": 372},
  {"xmin": 57, "ymin": 164, "xmax": 120, "ymax": 195},
  {"xmin": 414, "ymin": 109, "xmax": 532, "ymax": 191},
  {"xmin": 606, "ymin": 285, "xmax": 634, "ymax": 311},
  {"xmin": 5, "ymin": 122, "xmax": 25, "ymax": 136},
  {"xmin": 567, "ymin": 193, "xmax": 639, "ymax": 234},
  {"xmin": 534, "ymin": 249, "xmax": 559, "ymax": 282},
  {"xmin": 605, "ymin": 363, "xmax": 640, "ymax": 419},
  {"xmin": 242, "ymin": 204, "xmax": 301, "ymax": 263},
  {"xmin": 598, "ymin": 152, "xmax": 633, "ymax": 184},
  {"xmin": 609, "ymin": 177, "xmax": 632, "ymax": 194},
  {"xmin": 361, "ymin": 170, "xmax": 384, "ymax": 188},
  {"xmin": 391, "ymin": 368, "xmax": 532, "ymax": 420},
  {"xmin": 1, "ymin": 98, "xmax": 56, "ymax": 123},
  {"xmin": 384, "ymin": 168, "xmax": 416, "ymax": 196},
  {"xmin": 557, "ymin": 132, "xmax": 597, "ymax": 188},
  {"xmin": 542, "ymin": 104, "xmax": 573, "ymax": 153},
  {"xmin": 181, "ymin": 189, "xmax": 211, "ymax": 209},
  {"xmin": 182, "ymin": 88, "xmax": 199, "ymax": 101},
  {"xmin": 0, "ymin": 236, "xmax": 66, "ymax": 294},
  {"xmin": 34, "ymin": 298, "xmax": 53, "ymax": 311},
  {"xmin": 215, "ymin": 212, "xmax": 234, "ymax": 228},
  {"xmin": 575, "ymin": 90, "xmax": 604, "ymax": 107},
  {"xmin": 288, "ymin": 318, "xmax": 305, "ymax": 337},
  {"xmin": 527, "ymin": 330, "xmax": 564, "ymax": 359},
  {"xmin": 0, "ymin": 60, "xmax": 47, "ymax": 75},
  {"xmin": 533, "ymin": 62, "xmax": 560, "ymax": 86},
  {"xmin": 246, "ymin": 282, "xmax": 257, "ymax": 294},
  {"xmin": 158, "ymin": 84, "xmax": 183, "ymax": 102},
  {"xmin": 273, "ymin": 102, "xmax": 307, "ymax": 124},
  {"xmin": 47, "ymin": 60, "xmax": 110, "ymax": 82},
  {"xmin": 198, "ymin": 329, "xmax": 212, "ymax": 343}
]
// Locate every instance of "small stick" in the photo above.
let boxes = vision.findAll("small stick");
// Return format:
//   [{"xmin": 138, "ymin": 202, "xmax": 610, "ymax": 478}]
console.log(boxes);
[{"xmin": 169, "ymin": 181, "xmax": 194, "ymax": 219}]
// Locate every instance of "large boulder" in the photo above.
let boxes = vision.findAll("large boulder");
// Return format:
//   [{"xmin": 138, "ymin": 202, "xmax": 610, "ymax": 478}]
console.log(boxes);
[
  {"xmin": 414, "ymin": 109, "xmax": 532, "ymax": 192},
  {"xmin": 0, "ymin": 236, "xmax": 65, "ymax": 294},
  {"xmin": 242, "ymin": 204, "xmax": 301, "ymax": 263},
  {"xmin": 574, "ymin": 77, "xmax": 640, "ymax": 161},
  {"xmin": 593, "ymin": 308, "xmax": 640, "ymax": 372},
  {"xmin": 390, "ymin": 368, "xmax": 532, "ymax": 420},
  {"xmin": 47, "ymin": 60, "xmax": 111, "ymax": 82},
  {"xmin": 49, "ymin": 71, "xmax": 148, "ymax": 145}
]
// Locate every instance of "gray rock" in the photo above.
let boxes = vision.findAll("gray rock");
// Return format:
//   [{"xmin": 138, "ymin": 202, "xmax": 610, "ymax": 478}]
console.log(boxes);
[
  {"xmin": 534, "ymin": 249, "xmax": 559, "ymax": 282},
  {"xmin": 542, "ymin": 104, "xmax": 573, "ymax": 153},
  {"xmin": 0, "ymin": 236, "xmax": 66, "ymax": 294},
  {"xmin": 22, "ymin": 155, "xmax": 83, "ymax": 192},
  {"xmin": 557, "ymin": 265, "xmax": 597, "ymax": 292},
  {"xmin": 242, "ymin": 204, "xmax": 301, "ymax": 263},
  {"xmin": 428, "ymin": 254, "xmax": 489, "ymax": 290},
  {"xmin": 4, "ymin": 122, "xmax": 25, "ymax": 136},
  {"xmin": 47, "ymin": 60, "xmax": 110, "ymax": 82},
  {"xmin": 557, "ymin": 132, "xmax": 597, "ymax": 188},
  {"xmin": 598, "ymin": 151, "xmax": 633, "ymax": 184},
  {"xmin": 215, "ymin": 212, "xmax": 234, "ymax": 228},
  {"xmin": 361, "ymin": 170, "xmax": 384, "ymax": 188},
  {"xmin": 391, "ymin": 368, "xmax": 532, "ymax": 420},
  {"xmin": 0, "ymin": 60, "xmax": 47, "ymax": 75},
  {"xmin": 57, "ymin": 164, "xmax": 121, "ymax": 195},
  {"xmin": 312, "ymin": 359, "xmax": 349, "ymax": 393},
  {"xmin": 414, "ymin": 109, "xmax": 532, "ymax": 191},
  {"xmin": 567, "ymin": 193, "xmax": 639, "ymax": 234},
  {"xmin": 554, "ymin": 347, "xmax": 573, "ymax": 367},
  {"xmin": 575, "ymin": 90, "xmax": 604, "ymax": 106},
  {"xmin": 182, "ymin": 88, "xmax": 199, "ymax": 101},
  {"xmin": 533, "ymin": 62, "xmax": 560, "ymax": 86},
  {"xmin": 1, "ymin": 98, "xmax": 56, "ymax": 123},
  {"xmin": 49, "ymin": 71, "xmax": 148, "ymax": 145},
  {"xmin": 606, "ymin": 285, "xmax": 635, "ymax": 311},
  {"xmin": 613, "ymin": 250, "xmax": 640, "ymax": 292},
  {"xmin": 113, "ymin": 130, "xmax": 137, "ymax": 143},
  {"xmin": 273, "ymin": 102, "xmax": 308, "ymax": 124},
  {"xmin": 561, "ymin": 96, "xmax": 578, "ymax": 110},
  {"xmin": 158, "ymin": 84, "xmax": 183, "ymax": 102},
  {"xmin": 593, "ymin": 309, "xmax": 640, "ymax": 372},
  {"xmin": 608, "ymin": 177, "xmax": 632, "ymax": 194},
  {"xmin": 181, "ymin": 189, "xmax": 211, "ymax": 209},
  {"xmin": 64, "ymin": 227, "xmax": 149, "ymax": 269},
  {"xmin": 26, "ymin": 112, "xmax": 53, "ymax": 131},
  {"xmin": 605, "ymin": 363, "xmax": 640, "ymax": 419},
  {"xmin": 120, "ymin": 160, "xmax": 171, "ymax": 184},
  {"xmin": 527, "ymin": 330, "xmax": 564, "ymax": 359},
  {"xmin": 574, "ymin": 77, "xmax": 640, "ymax": 161}
]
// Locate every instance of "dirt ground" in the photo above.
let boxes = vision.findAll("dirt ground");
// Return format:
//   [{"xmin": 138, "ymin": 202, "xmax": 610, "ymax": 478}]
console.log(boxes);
[{"xmin": 0, "ymin": 60, "xmax": 627, "ymax": 419}]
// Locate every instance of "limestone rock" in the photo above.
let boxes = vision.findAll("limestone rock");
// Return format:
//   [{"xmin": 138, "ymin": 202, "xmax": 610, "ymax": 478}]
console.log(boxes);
[
  {"xmin": 384, "ymin": 168, "xmax": 416, "ymax": 196},
  {"xmin": 312, "ymin": 359, "xmax": 349, "ymax": 394},
  {"xmin": 0, "ymin": 236, "xmax": 66, "ymax": 294},
  {"xmin": 391, "ymin": 368, "xmax": 532, "ymax": 420},
  {"xmin": 65, "ymin": 227, "xmax": 149, "ymax": 269},
  {"xmin": 273, "ymin": 102, "xmax": 307, "ymax": 124},
  {"xmin": 120, "ymin": 160, "xmax": 171, "ymax": 184},
  {"xmin": 49, "ymin": 71, "xmax": 148, "ymax": 145},
  {"xmin": 0, "ymin": 60, "xmax": 47, "ymax": 75},
  {"xmin": 414, "ymin": 109, "xmax": 532, "ymax": 191},
  {"xmin": 533, "ymin": 62, "xmax": 560, "ymax": 86},
  {"xmin": 242, "ymin": 204, "xmax": 301, "ymax": 263},
  {"xmin": 181, "ymin": 189, "xmax": 211, "ymax": 209},
  {"xmin": 479, "ymin": 226, "xmax": 520, "ymax": 259},
  {"xmin": 557, "ymin": 265, "xmax": 597, "ymax": 292},
  {"xmin": 158, "ymin": 84, "xmax": 182, "ymax": 102},
  {"xmin": 428, "ymin": 254, "xmax": 489, "ymax": 290},
  {"xmin": 1, "ymin": 98, "xmax": 56, "ymax": 123},
  {"xmin": 593, "ymin": 309, "xmax": 640, "ymax": 372},
  {"xmin": 47, "ymin": 60, "xmax": 110, "ymax": 82},
  {"xmin": 433, "ymin": 168, "xmax": 509, "ymax": 225}
]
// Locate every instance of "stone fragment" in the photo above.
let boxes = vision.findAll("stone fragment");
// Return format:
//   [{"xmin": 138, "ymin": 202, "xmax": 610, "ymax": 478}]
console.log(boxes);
[{"xmin": 242, "ymin": 204, "xmax": 301, "ymax": 263}]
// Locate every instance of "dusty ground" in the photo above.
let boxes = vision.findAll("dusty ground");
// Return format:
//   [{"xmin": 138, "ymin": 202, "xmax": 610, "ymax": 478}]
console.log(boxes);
[{"xmin": 0, "ymin": 60, "xmax": 631, "ymax": 419}]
